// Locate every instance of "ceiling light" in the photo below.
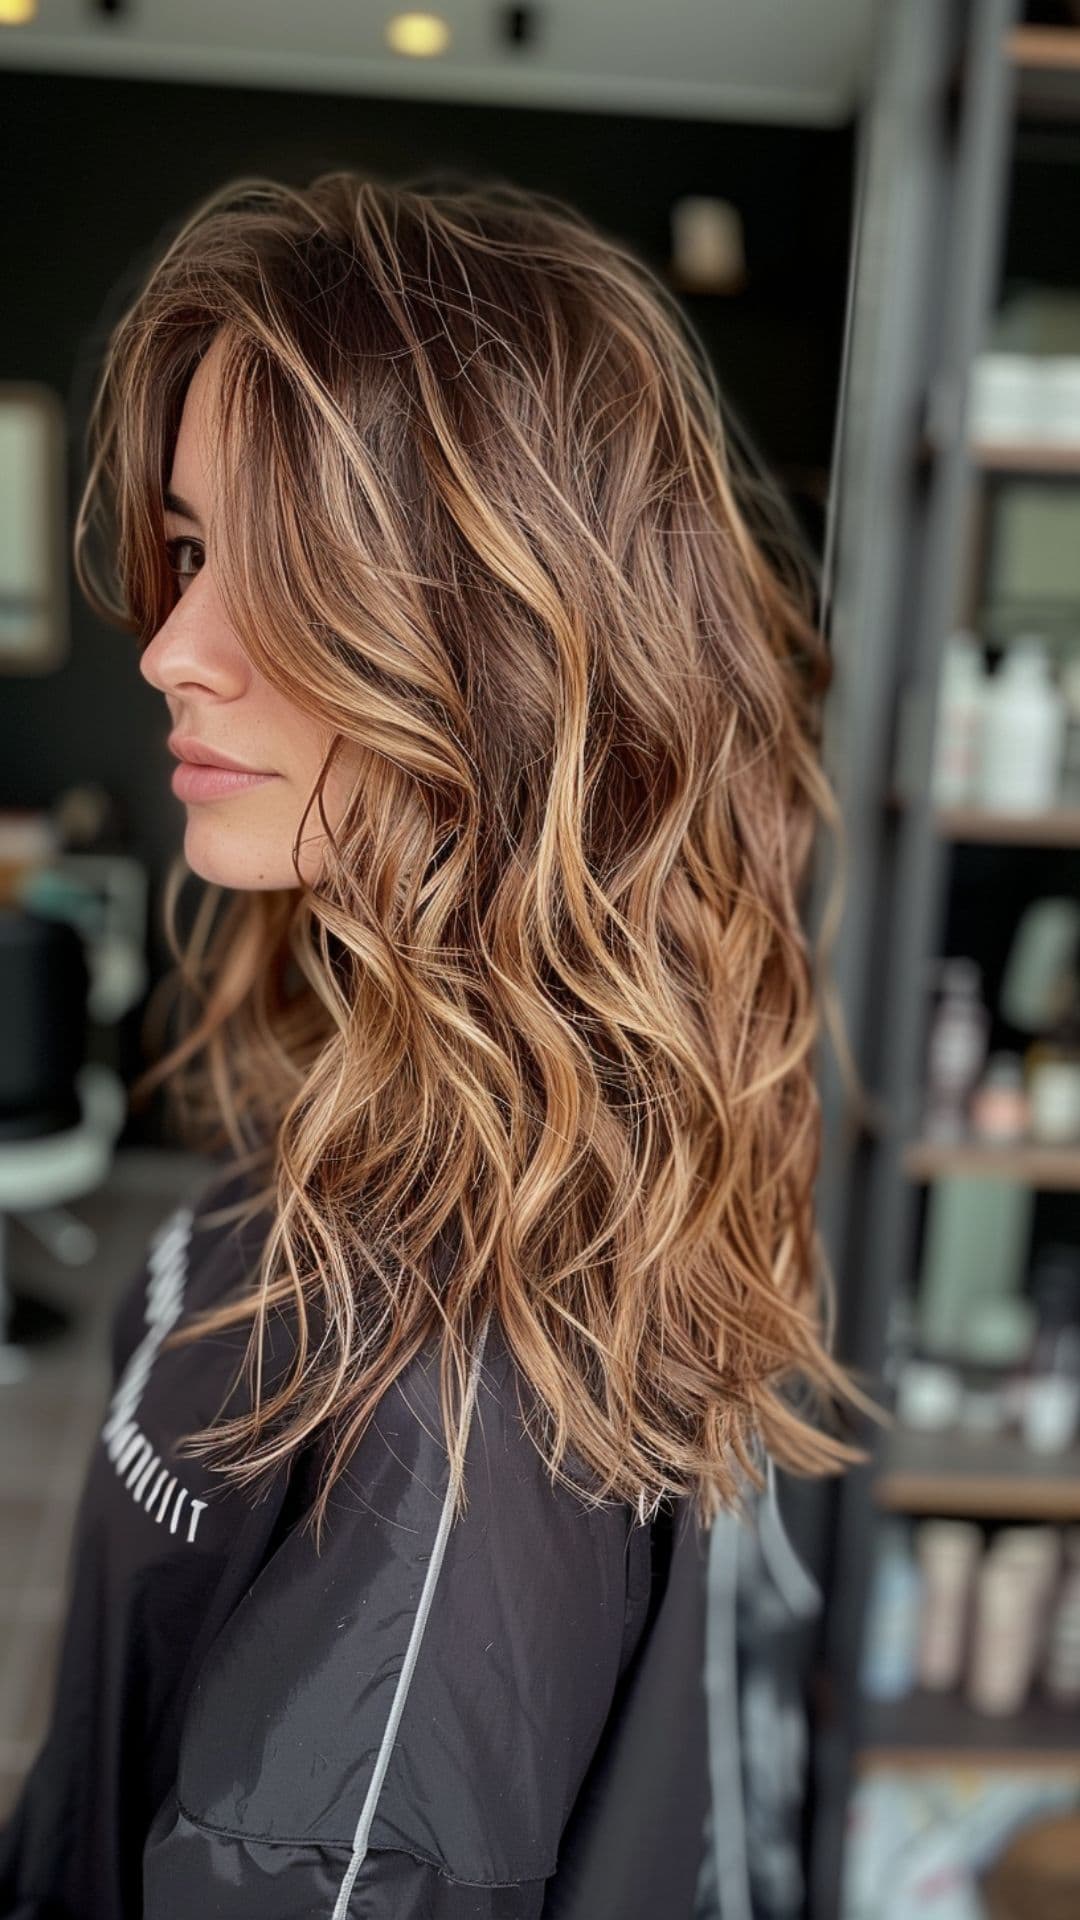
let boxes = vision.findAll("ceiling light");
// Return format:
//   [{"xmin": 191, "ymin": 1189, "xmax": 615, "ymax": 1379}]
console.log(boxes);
[
  {"xmin": 0, "ymin": 0, "xmax": 38, "ymax": 25},
  {"xmin": 385, "ymin": 12, "xmax": 452, "ymax": 58}
]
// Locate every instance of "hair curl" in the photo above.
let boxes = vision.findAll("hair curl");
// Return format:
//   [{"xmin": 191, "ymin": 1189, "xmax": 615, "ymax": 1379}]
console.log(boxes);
[{"xmin": 74, "ymin": 167, "xmax": 863, "ymax": 1546}]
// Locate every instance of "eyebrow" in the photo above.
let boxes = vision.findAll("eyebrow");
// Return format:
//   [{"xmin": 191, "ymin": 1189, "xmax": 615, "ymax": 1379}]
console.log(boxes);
[{"xmin": 163, "ymin": 488, "xmax": 202, "ymax": 525}]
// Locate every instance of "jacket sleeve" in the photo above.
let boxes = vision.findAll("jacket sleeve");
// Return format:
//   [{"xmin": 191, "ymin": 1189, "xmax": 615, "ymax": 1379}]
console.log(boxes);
[{"xmin": 141, "ymin": 1310, "xmax": 655, "ymax": 1919}]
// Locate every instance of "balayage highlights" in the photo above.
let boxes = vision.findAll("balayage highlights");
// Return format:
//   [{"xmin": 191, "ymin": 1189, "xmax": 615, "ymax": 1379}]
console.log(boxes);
[{"xmin": 75, "ymin": 168, "xmax": 861, "ymax": 1544}]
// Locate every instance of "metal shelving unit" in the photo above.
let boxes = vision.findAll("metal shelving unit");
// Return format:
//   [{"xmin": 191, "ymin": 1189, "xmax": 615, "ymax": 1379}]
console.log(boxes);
[
  {"xmin": 798, "ymin": 1, "xmax": 1080, "ymax": 1912},
  {"xmin": 806, "ymin": 2, "xmax": 1080, "ymax": 1909}
]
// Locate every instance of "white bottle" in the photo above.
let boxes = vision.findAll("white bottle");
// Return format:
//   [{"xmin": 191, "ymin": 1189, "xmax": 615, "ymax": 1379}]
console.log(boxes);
[
  {"xmin": 932, "ymin": 630, "xmax": 986, "ymax": 807},
  {"xmin": 859, "ymin": 1521, "xmax": 922, "ymax": 1702},
  {"xmin": 915, "ymin": 1520, "xmax": 982, "ymax": 1691},
  {"xmin": 922, "ymin": 957, "xmax": 990, "ymax": 1141},
  {"xmin": 977, "ymin": 638, "xmax": 1066, "ymax": 813},
  {"xmin": 967, "ymin": 1550, "xmax": 1041, "ymax": 1716}
]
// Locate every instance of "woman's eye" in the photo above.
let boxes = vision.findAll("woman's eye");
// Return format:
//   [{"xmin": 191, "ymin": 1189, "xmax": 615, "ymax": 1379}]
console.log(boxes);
[{"xmin": 165, "ymin": 537, "xmax": 204, "ymax": 592}]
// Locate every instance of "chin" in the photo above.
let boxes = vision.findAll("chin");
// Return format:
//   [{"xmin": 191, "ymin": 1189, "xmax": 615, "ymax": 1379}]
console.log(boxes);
[{"xmin": 182, "ymin": 816, "xmax": 303, "ymax": 892}]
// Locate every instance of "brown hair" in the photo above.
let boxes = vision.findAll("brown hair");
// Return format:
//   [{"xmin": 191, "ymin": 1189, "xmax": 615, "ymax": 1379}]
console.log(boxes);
[{"xmin": 74, "ymin": 168, "xmax": 862, "ymax": 1544}]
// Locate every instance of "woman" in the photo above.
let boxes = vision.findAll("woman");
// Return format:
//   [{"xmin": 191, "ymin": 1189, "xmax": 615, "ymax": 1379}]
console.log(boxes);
[{"xmin": 0, "ymin": 169, "xmax": 857, "ymax": 1919}]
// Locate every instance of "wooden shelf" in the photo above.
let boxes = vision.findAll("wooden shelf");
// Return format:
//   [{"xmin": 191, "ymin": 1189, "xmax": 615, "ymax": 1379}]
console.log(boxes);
[
  {"xmin": 936, "ymin": 807, "xmax": 1080, "ymax": 846},
  {"xmin": 876, "ymin": 1427, "xmax": 1080, "ymax": 1521},
  {"xmin": 887, "ymin": 800, "xmax": 1080, "ymax": 845},
  {"xmin": 858, "ymin": 1690, "xmax": 1080, "ymax": 1774},
  {"xmin": 1006, "ymin": 26, "xmax": 1080, "ymax": 118},
  {"xmin": 904, "ymin": 1139, "xmax": 1080, "ymax": 1187},
  {"xmin": 1006, "ymin": 27, "xmax": 1080, "ymax": 72},
  {"xmin": 970, "ymin": 440, "xmax": 1080, "ymax": 474}
]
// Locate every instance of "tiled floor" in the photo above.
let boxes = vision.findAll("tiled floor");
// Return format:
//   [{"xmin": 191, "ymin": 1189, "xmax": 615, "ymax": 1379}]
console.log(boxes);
[{"xmin": 0, "ymin": 1148, "xmax": 212, "ymax": 1822}]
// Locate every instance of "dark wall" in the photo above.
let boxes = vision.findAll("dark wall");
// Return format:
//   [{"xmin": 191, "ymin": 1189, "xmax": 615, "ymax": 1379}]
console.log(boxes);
[
  {"xmin": 1, "ymin": 68, "xmax": 853, "ymax": 1137},
  {"xmin": 1004, "ymin": 118, "xmax": 1080, "ymax": 290}
]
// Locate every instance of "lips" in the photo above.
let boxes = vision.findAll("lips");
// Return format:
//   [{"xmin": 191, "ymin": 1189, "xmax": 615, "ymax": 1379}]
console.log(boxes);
[
  {"xmin": 167, "ymin": 732, "xmax": 271, "ymax": 775},
  {"xmin": 171, "ymin": 761, "xmax": 279, "ymax": 803}
]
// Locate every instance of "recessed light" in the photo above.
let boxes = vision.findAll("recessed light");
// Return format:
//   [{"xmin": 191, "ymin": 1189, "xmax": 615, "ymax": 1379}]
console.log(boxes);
[{"xmin": 385, "ymin": 12, "xmax": 452, "ymax": 58}]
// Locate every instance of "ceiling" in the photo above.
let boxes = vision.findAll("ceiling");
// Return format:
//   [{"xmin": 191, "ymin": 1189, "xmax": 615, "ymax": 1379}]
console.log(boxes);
[{"xmin": 0, "ymin": 0, "xmax": 877, "ymax": 123}]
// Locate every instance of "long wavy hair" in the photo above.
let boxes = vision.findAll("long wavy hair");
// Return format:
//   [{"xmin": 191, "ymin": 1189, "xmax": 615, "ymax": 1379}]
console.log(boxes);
[{"xmin": 74, "ymin": 167, "xmax": 862, "ymax": 1545}]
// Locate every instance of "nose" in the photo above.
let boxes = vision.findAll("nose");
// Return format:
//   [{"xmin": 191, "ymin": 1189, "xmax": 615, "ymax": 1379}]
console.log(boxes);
[{"xmin": 139, "ymin": 568, "xmax": 249, "ymax": 701}]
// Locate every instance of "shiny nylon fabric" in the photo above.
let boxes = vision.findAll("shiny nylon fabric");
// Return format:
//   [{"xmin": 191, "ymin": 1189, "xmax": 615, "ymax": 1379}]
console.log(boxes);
[
  {"xmin": 145, "ymin": 1813, "xmax": 549, "ymax": 1919},
  {"xmin": 136, "ymin": 1292, "xmax": 720, "ymax": 1917},
  {"xmin": 141, "ymin": 1308, "xmax": 655, "ymax": 1890},
  {"xmin": 1, "ymin": 1163, "xmax": 735, "ymax": 1918}
]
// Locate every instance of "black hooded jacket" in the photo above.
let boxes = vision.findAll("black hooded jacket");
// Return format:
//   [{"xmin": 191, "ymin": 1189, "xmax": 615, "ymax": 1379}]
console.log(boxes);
[{"xmin": 0, "ymin": 1159, "xmax": 812, "ymax": 1920}]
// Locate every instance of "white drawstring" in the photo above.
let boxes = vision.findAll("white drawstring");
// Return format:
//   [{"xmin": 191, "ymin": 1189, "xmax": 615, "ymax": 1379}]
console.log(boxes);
[
  {"xmin": 704, "ymin": 1503, "xmax": 752, "ymax": 1920},
  {"xmin": 703, "ymin": 1453, "xmax": 822, "ymax": 1919},
  {"xmin": 757, "ymin": 1453, "xmax": 823, "ymax": 1622}
]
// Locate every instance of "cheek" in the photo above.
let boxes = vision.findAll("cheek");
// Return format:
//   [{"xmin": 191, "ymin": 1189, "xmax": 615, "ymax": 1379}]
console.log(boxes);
[{"xmin": 320, "ymin": 747, "xmax": 366, "ymax": 826}]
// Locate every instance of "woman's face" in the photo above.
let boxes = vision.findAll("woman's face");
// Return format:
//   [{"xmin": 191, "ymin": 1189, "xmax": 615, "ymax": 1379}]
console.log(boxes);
[{"xmin": 139, "ymin": 332, "xmax": 362, "ymax": 890}]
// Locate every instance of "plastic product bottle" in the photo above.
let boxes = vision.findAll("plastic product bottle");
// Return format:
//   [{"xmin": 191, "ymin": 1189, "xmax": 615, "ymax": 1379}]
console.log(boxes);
[
  {"xmin": 1027, "ymin": 1002, "xmax": 1080, "ymax": 1147},
  {"xmin": 932, "ymin": 630, "xmax": 986, "ymax": 807},
  {"xmin": 1022, "ymin": 1248, "xmax": 1080, "ymax": 1455},
  {"xmin": 967, "ymin": 1549, "xmax": 1043, "ymax": 1716},
  {"xmin": 977, "ymin": 637, "xmax": 1066, "ymax": 814},
  {"xmin": 1044, "ymin": 1548, "xmax": 1080, "ymax": 1706},
  {"xmin": 859, "ymin": 1521, "xmax": 922, "ymax": 1702},
  {"xmin": 992, "ymin": 1526, "xmax": 1062, "ymax": 1628},
  {"xmin": 915, "ymin": 1520, "xmax": 982, "ymax": 1691},
  {"xmin": 922, "ymin": 958, "xmax": 990, "ymax": 1141}
]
